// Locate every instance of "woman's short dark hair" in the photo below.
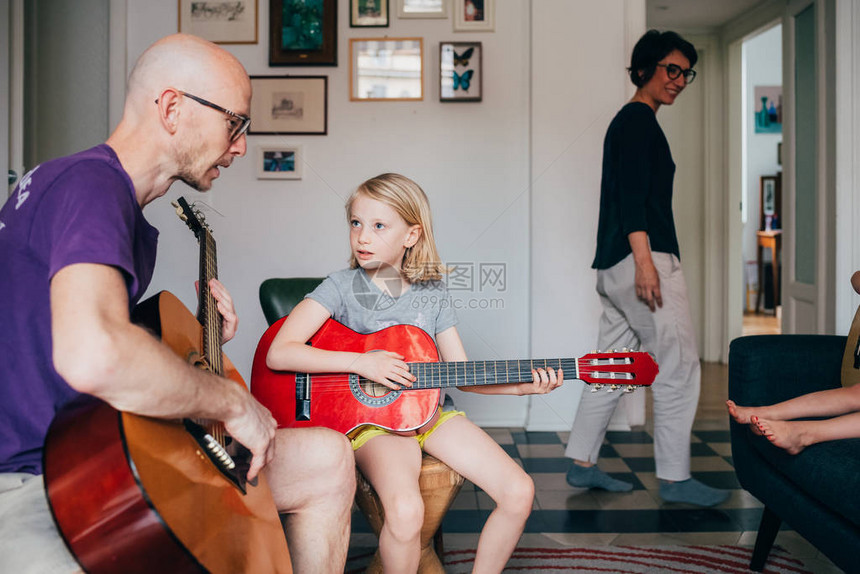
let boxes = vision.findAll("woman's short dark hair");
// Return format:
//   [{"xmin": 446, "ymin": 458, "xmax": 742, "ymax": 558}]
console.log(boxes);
[{"xmin": 628, "ymin": 30, "xmax": 698, "ymax": 87}]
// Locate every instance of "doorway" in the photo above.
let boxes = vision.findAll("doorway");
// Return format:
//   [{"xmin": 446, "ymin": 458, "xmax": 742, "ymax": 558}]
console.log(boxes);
[{"xmin": 740, "ymin": 24, "xmax": 783, "ymax": 337}]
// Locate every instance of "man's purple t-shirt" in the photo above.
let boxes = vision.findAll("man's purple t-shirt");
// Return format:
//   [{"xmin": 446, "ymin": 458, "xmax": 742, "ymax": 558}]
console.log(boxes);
[{"xmin": 0, "ymin": 144, "xmax": 159, "ymax": 474}]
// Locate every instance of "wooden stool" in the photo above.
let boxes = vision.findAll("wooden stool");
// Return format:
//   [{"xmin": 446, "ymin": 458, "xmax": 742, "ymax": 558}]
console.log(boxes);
[{"xmin": 354, "ymin": 454, "xmax": 465, "ymax": 574}]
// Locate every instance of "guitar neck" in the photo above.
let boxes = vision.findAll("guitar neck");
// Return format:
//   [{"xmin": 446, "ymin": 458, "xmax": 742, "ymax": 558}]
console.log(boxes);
[
  {"xmin": 197, "ymin": 226, "xmax": 223, "ymax": 377},
  {"xmin": 403, "ymin": 358, "xmax": 579, "ymax": 389}
]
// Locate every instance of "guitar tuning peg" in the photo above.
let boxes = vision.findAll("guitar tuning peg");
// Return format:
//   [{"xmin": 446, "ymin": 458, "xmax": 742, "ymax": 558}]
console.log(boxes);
[
  {"xmin": 622, "ymin": 347, "xmax": 629, "ymax": 352},
  {"xmin": 590, "ymin": 383, "xmax": 603, "ymax": 392},
  {"xmin": 591, "ymin": 349, "xmax": 598, "ymax": 354},
  {"xmin": 623, "ymin": 385, "xmax": 635, "ymax": 393},
  {"xmin": 606, "ymin": 384, "xmax": 620, "ymax": 393}
]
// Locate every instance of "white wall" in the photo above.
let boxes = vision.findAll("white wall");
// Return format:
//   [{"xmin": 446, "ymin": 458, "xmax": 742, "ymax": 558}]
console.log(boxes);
[
  {"xmin": 742, "ymin": 25, "xmax": 782, "ymax": 290},
  {"xmin": 121, "ymin": 0, "xmax": 646, "ymax": 429},
  {"xmin": 660, "ymin": 43, "xmax": 707, "ymax": 355},
  {"xmin": 528, "ymin": 0, "xmax": 644, "ymax": 430}
]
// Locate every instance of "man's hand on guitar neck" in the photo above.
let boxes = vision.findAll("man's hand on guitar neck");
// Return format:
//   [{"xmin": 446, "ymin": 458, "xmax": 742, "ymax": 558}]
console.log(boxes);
[{"xmin": 196, "ymin": 278, "xmax": 239, "ymax": 342}]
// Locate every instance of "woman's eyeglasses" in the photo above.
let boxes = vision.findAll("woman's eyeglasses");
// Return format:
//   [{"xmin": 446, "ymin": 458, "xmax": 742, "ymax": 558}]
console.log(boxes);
[{"xmin": 657, "ymin": 63, "xmax": 696, "ymax": 84}]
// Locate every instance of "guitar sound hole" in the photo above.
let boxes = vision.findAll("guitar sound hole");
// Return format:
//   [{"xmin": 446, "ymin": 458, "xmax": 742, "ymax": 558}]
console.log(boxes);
[
  {"xmin": 349, "ymin": 374, "xmax": 400, "ymax": 407},
  {"xmin": 361, "ymin": 381, "xmax": 390, "ymax": 398}
]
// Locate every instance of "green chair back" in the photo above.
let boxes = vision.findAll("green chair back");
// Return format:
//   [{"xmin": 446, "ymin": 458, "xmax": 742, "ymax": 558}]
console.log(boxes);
[{"xmin": 259, "ymin": 277, "xmax": 324, "ymax": 326}]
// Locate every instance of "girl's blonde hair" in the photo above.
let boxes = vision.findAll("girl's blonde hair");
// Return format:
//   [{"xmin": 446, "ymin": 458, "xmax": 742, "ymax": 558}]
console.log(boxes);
[{"xmin": 346, "ymin": 173, "xmax": 446, "ymax": 283}]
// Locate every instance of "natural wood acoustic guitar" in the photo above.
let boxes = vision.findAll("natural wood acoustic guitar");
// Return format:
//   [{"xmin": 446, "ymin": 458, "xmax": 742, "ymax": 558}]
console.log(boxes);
[
  {"xmin": 842, "ymin": 305, "xmax": 860, "ymax": 387},
  {"xmin": 43, "ymin": 198, "xmax": 292, "ymax": 573},
  {"xmin": 250, "ymin": 316, "xmax": 659, "ymax": 434}
]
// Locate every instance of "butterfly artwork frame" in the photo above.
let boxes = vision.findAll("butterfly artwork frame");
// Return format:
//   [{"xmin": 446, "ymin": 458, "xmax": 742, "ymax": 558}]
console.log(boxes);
[{"xmin": 440, "ymin": 41, "xmax": 481, "ymax": 102}]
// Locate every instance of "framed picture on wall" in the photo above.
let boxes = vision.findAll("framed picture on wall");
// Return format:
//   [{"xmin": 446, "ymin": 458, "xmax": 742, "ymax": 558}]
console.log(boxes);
[
  {"xmin": 269, "ymin": 0, "xmax": 337, "ymax": 66},
  {"xmin": 248, "ymin": 76, "xmax": 328, "ymax": 135},
  {"xmin": 351, "ymin": 0, "xmax": 388, "ymax": 27},
  {"xmin": 350, "ymin": 38, "xmax": 423, "ymax": 101},
  {"xmin": 440, "ymin": 41, "xmax": 481, "ymax": 102},
  {"xmin": 754, "ymin": 85, "xmax": 782, "ymax": 134},
  {"xmin": 397, "ymin": 0, "xmax": 448, "ymax": 18},
  {"xmin": 453, "ymin": 0, "xmax": 494, "ymax": 32},
  {"xmin": 178, "ymin": 0, "xmax": 258, "ymax": 44},
  {"xmin": 760, "ymin": 174, "xmax": 781, "ymax": 231},
  {"xmin": 257, "ymin": 145, "xmax": 303, "ymax": 179}
]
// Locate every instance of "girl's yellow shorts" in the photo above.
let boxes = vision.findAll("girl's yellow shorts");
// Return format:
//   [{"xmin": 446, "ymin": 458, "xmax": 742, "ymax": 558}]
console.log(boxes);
[{"xmin": 349, "ymin": 408, "xmax": 465, "ymax": 451}]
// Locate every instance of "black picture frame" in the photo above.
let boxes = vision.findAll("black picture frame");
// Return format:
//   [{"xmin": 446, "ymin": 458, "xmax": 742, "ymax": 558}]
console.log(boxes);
[
  {"xmin": 440, "ymin": 41, "xmax": 482, "ymax": 102},
  {"xmin": 350, "ymin": 0, "xmax": 389, "ymax": 27},
  {"xmin": 760, "ymin": 174, "xmax": 782, "ymax": 231},
  {"xmin": 269, "ymin": 0, "xmax": 337, "ymax": 66},
  {"xmin": 248, "ymin": 76, "xmax": 328, "ymax": 135}
]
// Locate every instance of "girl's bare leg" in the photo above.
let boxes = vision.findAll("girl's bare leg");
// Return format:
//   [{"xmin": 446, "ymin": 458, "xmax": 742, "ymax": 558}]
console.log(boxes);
[
  {"xmin": 355, "ymin": 434, "xmax": 424, "ymax": 574},
  {"xmin": 754, "ymin": 411, "xmax": 860, "ymax": 454},
  {"xmin": 424, "ymin": 416, "xmax": 534, "ymax": 574},
  {"xmin": 727, "ymin": 385, "xmax": 860, "ymax": 425}
]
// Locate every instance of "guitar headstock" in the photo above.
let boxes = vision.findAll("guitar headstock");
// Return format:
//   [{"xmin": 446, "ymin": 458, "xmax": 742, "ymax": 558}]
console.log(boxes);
[
  {"xmin": 172, "ymin": 197, "xmax": 208, "ymax": 240},
  {"xmin": 577, "ymin": 350, "xmax": 658, "ymax": 393}
]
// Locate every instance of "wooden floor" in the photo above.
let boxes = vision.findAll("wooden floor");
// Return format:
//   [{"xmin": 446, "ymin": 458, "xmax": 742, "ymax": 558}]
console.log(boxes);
[{"xmin": 742, "ymin": 310, "xmax": 781, "ymax": 336}]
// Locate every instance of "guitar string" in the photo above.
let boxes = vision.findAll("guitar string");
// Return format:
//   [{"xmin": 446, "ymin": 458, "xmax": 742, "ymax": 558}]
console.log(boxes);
[
  {"xmin": 201, "ymin": 226, "xmax": 227, "ymax": 445},
  {"xmin": 278, "ymin": 365, "xmax": 649, "ymax": 393}
]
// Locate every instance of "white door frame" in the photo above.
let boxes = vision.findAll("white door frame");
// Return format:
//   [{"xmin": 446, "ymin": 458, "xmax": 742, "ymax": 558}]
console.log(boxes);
[{"xmin": 718, "ymin": 0, "xmax": 785, "ymax": 361}]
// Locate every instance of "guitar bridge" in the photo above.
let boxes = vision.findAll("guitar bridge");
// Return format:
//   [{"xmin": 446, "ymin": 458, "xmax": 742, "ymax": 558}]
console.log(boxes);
[
  {"xmin": 183, "ymin": 419, "xmax": 257, "ymax": 494},
  {"xmin": 296, "ymin": 372, "xmax": 311, "ymax": 421}
]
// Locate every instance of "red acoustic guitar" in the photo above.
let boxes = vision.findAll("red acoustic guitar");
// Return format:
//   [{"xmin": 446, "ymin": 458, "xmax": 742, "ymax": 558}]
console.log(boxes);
[
  {"xmin": 43, "ymin": 198, "xmax": 292, "ymax": 574},
  {"xmin": 251, "ymin": 317, "xmax": 658, "ymax": 434}
]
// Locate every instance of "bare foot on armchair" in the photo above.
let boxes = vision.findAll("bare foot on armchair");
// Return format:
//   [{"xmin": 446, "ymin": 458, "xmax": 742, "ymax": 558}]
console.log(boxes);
[
  {"xmin": 727, "ymin": 400, "xmax": 762, "ymax": 425},
  {"xmin": 752, "ymin": 416, "xmax": 809, "ymax": 455}
]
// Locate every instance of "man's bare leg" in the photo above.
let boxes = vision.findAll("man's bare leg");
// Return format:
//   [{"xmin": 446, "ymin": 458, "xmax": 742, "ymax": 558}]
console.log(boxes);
[{"xmin": 265, "ymin": 427, "xmax": 355, "ymax": 574}]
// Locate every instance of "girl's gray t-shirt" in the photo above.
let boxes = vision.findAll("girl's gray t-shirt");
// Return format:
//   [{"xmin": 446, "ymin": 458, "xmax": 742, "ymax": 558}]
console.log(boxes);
[{"xmin": 307, "ymin": 267, "xmax": 458, "ymax": 338}]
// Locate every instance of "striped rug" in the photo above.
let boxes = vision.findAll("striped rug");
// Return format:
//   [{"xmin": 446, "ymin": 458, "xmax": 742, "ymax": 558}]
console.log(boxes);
[
  {"xmin": 443, "ymin": 545, "xmax": 811, "ymax": 574},
  {"xmin": 346, "ymin": 545, "xmax": 812, "ymax": 573}
]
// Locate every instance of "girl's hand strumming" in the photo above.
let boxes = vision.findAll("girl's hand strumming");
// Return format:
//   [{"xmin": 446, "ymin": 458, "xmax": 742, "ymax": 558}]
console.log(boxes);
[{"xmin": 354, "ymin": 350, "xmax": 416, "ymax": 390}]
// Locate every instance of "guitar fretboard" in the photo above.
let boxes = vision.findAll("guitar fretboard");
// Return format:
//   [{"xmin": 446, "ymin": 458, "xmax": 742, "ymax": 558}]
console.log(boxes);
[
  {"xmin": 198, "ymin": 228, "xmax": 223, "ymax": 377},
  {"xmin": 402, "ymin": 358, "xmax": 579, "ymax": 388}
]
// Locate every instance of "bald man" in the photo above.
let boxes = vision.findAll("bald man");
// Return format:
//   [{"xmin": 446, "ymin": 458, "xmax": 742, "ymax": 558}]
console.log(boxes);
[{"xmin": 0, "ymin": 34, "xmax": 354, "ymax": 573}]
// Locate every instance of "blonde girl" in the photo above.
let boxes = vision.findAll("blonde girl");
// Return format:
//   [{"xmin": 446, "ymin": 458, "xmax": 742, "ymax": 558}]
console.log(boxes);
[{"xmin": 266, "ymin": 173, "xmax": 562, "ymax": 573}]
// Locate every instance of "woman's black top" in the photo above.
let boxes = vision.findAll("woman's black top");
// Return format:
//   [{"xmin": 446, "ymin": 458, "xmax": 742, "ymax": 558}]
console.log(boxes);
[{"xmin": 591, "ymin": 101, "xmax": 680, "ymax": 270}]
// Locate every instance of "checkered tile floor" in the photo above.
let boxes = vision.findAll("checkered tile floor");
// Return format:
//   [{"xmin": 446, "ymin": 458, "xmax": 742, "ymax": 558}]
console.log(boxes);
[{"xmin": 352, "ymin": 426, "xmax": 763, "ymax": 537}]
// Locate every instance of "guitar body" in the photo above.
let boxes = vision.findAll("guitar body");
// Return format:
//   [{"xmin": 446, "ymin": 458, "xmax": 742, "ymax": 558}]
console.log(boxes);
[
  {"xmin": 44, "ymin": 291, "xmax": 292, "ymax": 574},
  {"xmin": 251, "ymin": 317, "xmax": 442, "ymax": 434}
]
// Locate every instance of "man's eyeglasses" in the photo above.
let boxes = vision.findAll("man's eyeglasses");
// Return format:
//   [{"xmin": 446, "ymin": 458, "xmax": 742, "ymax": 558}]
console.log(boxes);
[
  {"xmin": 657, "ymin": 63, "xmax": 696, "ymax": 84},
  {"xmin": 156, "ymin": 91, "xmax": 251, "ymax": 142}
]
